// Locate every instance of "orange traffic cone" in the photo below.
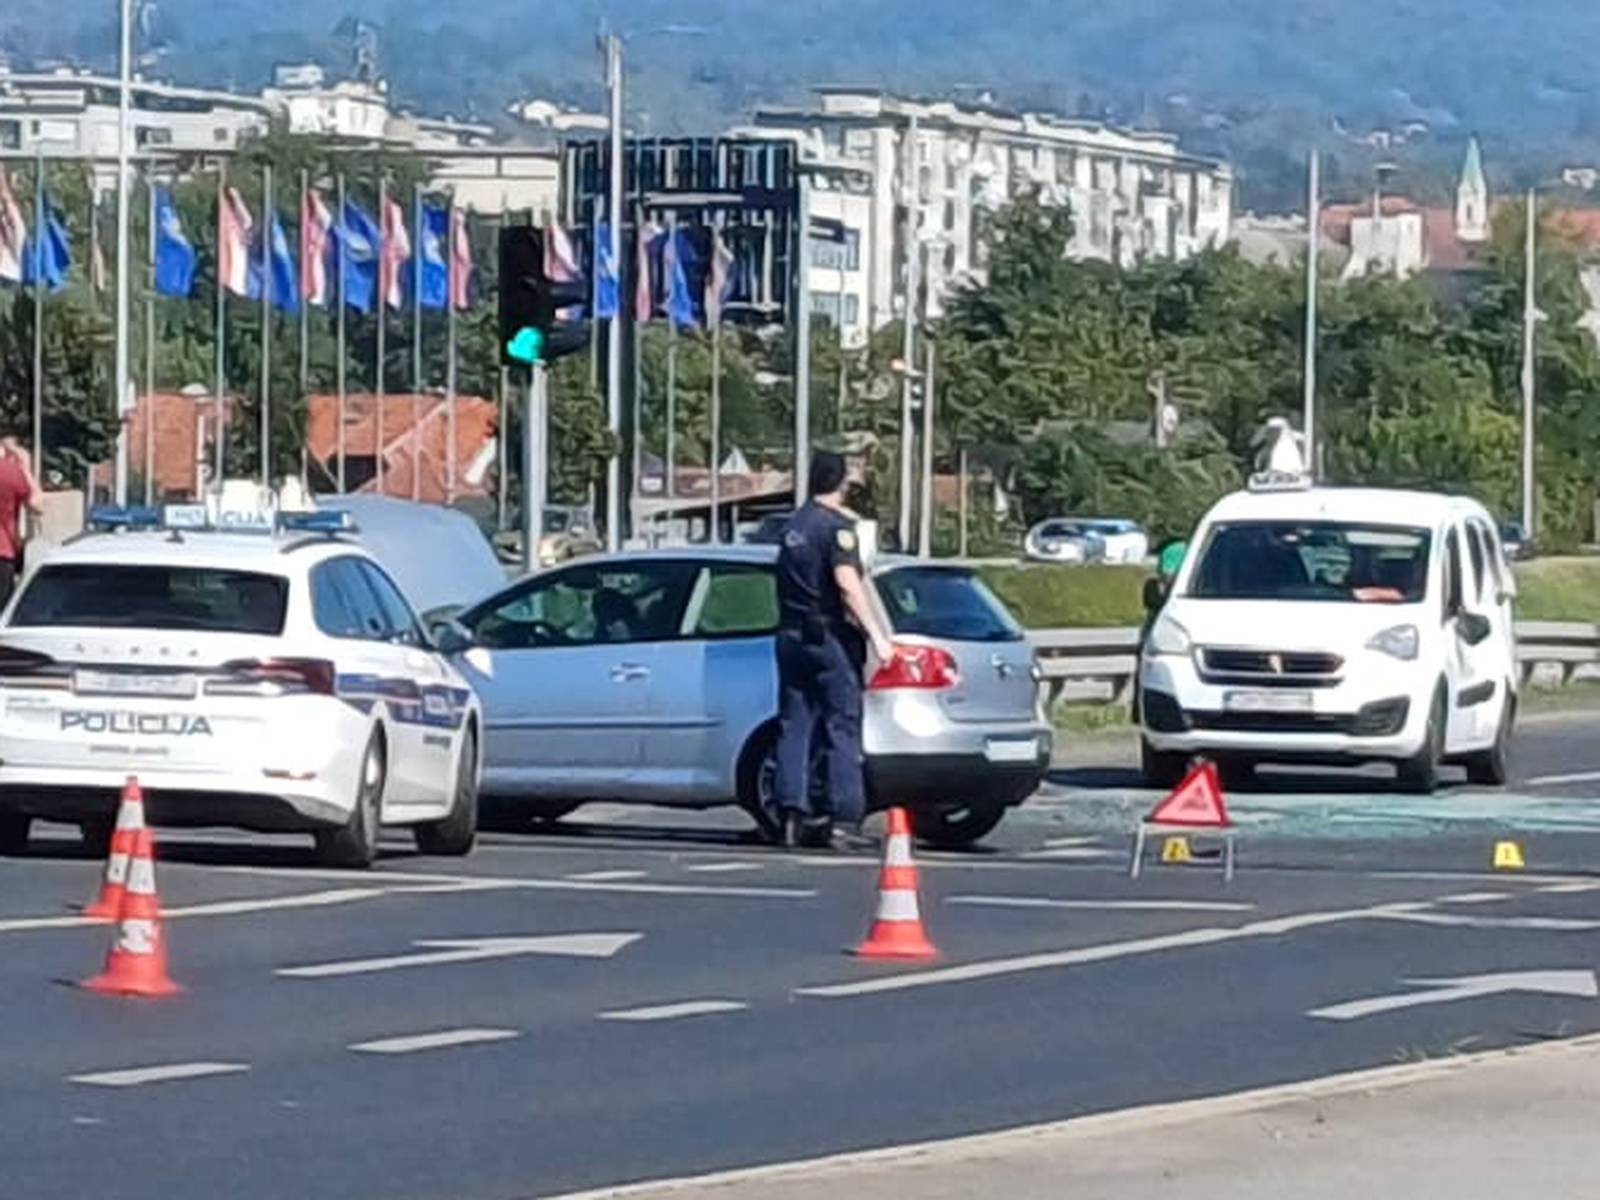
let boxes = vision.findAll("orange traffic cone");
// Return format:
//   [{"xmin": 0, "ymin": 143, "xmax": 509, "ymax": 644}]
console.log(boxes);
[
  {"xmin": 85, "ymin": 778, "xmax": 146, "ymax": 919},
  {"xmin": 854, "ymin": 808, "xmax": 937, "ymax": 960},
  {"xmin": 82, "ymin": 827, "xmax": 180, "ymax": 998}
]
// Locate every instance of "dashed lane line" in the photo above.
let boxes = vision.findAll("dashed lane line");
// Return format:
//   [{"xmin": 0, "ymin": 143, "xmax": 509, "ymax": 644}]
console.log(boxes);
[
  {"xmin": 1372, "ymin": 911, "xmax": 1600, "ymax": 932},
  {"xmin": 685, "ymin": 862, "xmax": 763, "ymax": 874},
  {"xmin": 946, "ymin": 896, "xmax": 1256, "ymax": 913},
  {"xmin": 566, "ymin": 870, "xmax": 649, "ymax": 882},
  {"xmin": 1524, "ymin": 770, "xmax": 1600, "ymax": 787},
  {"xmin": 69, "ymin": 1063, "xmax": 250, "ymax": 1088},
  {"xmin": 599, "ymin": 1000, "xmax": 749, "ymax": 1022},
  {"xmin": 350, "ymin": 1029, "xmax": 519, "ymax": 1055},
  {"xmin": 213, "ymin": 865, "xmax": 816, "ymax": 900}
]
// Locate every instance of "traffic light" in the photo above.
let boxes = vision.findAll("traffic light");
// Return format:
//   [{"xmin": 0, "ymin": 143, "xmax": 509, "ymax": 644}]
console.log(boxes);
[{"xmin": 498, "ymin": 227, "xmax": 590, "ymax": 366}]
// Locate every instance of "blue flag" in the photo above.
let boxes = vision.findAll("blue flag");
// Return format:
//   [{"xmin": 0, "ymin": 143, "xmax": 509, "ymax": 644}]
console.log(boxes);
[
  {"xmin": 667, "ymin": 228, "xmax": 704, "ymax": 329},
  {"xmin": 23, "ymin": 191, "xmax": 71, "ymax": 292},
  {"xmin": 419, "ymin": 205, "xmax": 449, "ymax": 311},
  {"xmin": 152, "ymin": 186, "xmax": 196, "ymax": 297},
  {"xmin": 594, "ymin": 222, "xmax": 619, "ymax": 320},
  {"xmin": 266, "ymin": 210, "xmax": 299, "ymax": 314},
  {"xmin": 337, "ymin": 199, "xmax": 379, "ymax": 314}
]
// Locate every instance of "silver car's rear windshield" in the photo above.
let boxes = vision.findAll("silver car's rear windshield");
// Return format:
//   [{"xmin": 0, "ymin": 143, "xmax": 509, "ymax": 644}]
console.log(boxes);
[
  {"xmin": 1189, "ymin": 521, "xmax": 1432, "ymax": 604},
  {"xmin": 10, "ymin": 564, "xmax": 290, "ymax": 634},
  {"xmin": 875, "ymin": 568, "xmax": 1024, "ymax": 643}
]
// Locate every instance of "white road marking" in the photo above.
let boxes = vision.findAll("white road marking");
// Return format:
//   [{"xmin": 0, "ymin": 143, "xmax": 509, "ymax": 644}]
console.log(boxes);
[
  {"xmin": 797, "ymin": 900, "xmax": 1434, "ymax": 998},
  {"xmin": 1541, "ymin": 881, "xmax": 1600, "ymax": 894},
  {"xmin": 278, "ymin": 932, "xmax": 642, "ymax": 978},
  {"xmin": 162, "ymin": 888, "xmax": 390, "ymax": 918},
  {"xmin": 1373, "ymin": 911, "xmax": 1600, "ymax": 932},
  {"xmin": 565, "ymin": 870, "xmax": 648, "ymax": 882},
  {"xmin": 1309, "ymin": 970, "xmax": 1599, "ymax": 1021},
  {"xmin": 1432, "ymin": 892, "xmax": 1512, "ymax": 905},
  {"xmin": 599, "ymin": 1000, "xmax": 748, "ymax": 1022},
  {"xmin": 216, "ymin": 865, "xmax": 815, "ymax": 900},
  {"xmin": 0, "ymin": 915, "xmax": 101, "ymax": 934},
  {"xmin": 1042, "ymin": 836, "xmax": 1102, "ymax": 848},
  {"xmin": 1524, "ymin": 769, "xmax": 1600, "ymax": 786},
  {"xmin": 946, "ymin": 896, "xmax": 1256, "ymax": 913},
  {"xmin": 350, "ymin": 1028, "xmax": 519, "ymax": 1054},
  {"xmin": 69, "ymin": 1062, "xmax": 250, "ymax": 1088},
  {"xmin": 685, "ymin": 862, "xmax": 762, "ymax": 874}
]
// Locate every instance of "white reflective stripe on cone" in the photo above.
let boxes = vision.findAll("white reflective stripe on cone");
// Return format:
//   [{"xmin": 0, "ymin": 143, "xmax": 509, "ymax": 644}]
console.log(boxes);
[
  {"xmin": 126, "ymin": 856, "xmax": 156, "ymax": 894},
  {"xmin": 875, "ymin": 889, "xmax": 921, "ymax": 922},
  {"xmin": 884, "ymin": 836, "xmax": 914, "ymax": 868},
  {"xmin": 115, "ymin": 918, "xmax": 159, "ymax": 955},
  {"xmin": 105, "ymin": 854, "xmax": 130, "ymax": 886},
  {"xmin": 115, "ymin": 802, "xmax": 146, "ymax": 831}
]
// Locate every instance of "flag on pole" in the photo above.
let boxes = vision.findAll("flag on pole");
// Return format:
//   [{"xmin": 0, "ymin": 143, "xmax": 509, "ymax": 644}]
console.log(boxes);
[
  {"xmin": 450, "ymin": 207, "xmax": 472, "ymax": 310},
  {"xmin": 256, "ymin": 209, "xmax": 299, "ymax": 314},
  {"xmin": 594, "ymin": 222, "xmax": 620, "ymax": 320},
  {"xmin": 0, "ymin": 168, "xmax": 24, "ymax": 284},
  {"xmin": 91, "ymin": 211, "xmax": 108, "ymax": 294},
  {"xmin": 379, "ymin": 195, "xmax": 411, "ymax": 311},
  {"xmin": 419, "ymin": 204, "xmax": 450, "ymax": 310},
  {"xmin": 218, "ymin": 186, "xmax": 254, "ymax": 298},
  {"xmin": 545, "ymin": 221, "xmax": 582, "ymax": 284},
  {"xmin": 301, "ymin": 186, "xmax": 334, "ymax": 306},
  {"xmin": 706, "ymin": 225, "xmax": 735, "ymax": 328},
  {"xmin": 153, "ymin": 186, "xmax": 196, "ymax": 297},
  {"xmin": 337, "ymin": 199, "xmax": 379, "ymax": 314},
  {"xmin": 666, "ymin": 227, "xmax": 702, "ymax": 329},
  {"xmin": 23, "ymin": 191, "xmax": 73, "ymax": 292},
  {"xmin": 634, "ymin": 220, "xmax": 661, "ymax": 322}
]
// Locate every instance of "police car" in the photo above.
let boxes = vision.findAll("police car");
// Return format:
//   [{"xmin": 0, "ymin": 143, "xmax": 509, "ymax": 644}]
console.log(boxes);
[
  {"xmin": 0, "ymin": 504, "xmax": 481, "ymax": 867},
  {"xmin": 1140, "ymin": 461, "xmax": 1517, "ymax": 793}
]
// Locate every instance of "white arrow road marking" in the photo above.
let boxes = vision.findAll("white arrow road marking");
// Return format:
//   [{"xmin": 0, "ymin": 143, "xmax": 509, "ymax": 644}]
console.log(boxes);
[
  {"xmin": 1374, "ymin": 911, "xmax": 1600, "ymax": 932},
  {"xmin": 277, "ymin": 932, "xmax": 642, "ymax": 978},
  {"xmin": 350, "ymin": 1028, "xmax": 519, "ymax": 1054},
  {"xmin": 1309, "ymin": 970, "xmax": 1600, "ymax": 1021},
  {"xmin": 70, "ymin": 1062, "xmax": 250, "ymax": 1088}
]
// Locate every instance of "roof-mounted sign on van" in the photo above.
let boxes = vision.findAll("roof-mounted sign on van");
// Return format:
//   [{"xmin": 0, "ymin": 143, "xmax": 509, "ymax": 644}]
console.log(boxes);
[{"xmin": 1247, "ymin": 470, "xmax": 1314, "ymax": 493}]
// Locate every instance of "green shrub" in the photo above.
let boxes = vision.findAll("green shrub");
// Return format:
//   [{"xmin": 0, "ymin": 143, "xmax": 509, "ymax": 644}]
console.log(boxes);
[{"xmin": 978, "ymin": 564, "xmax": 1147, "ymax": 628}]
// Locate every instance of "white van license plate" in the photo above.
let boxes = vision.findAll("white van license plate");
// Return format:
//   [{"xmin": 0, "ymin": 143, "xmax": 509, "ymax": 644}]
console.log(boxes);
[
  {"xmin": 984, "ymin": 737, "xmax": 1039, "ymax": 763},
  {"xmin": 1224, "ymin": 690, "xmax": 1314, "ymax": 714},
  {"xmin": 74, "ymin": 670, "xmax": 198, "ymax": 699}
]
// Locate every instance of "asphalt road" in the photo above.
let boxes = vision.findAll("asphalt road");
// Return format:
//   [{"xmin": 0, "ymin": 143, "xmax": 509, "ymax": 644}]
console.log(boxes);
[{"xmin": 5, "ymin": 710, "xmax": 1600, "ymax": 1200}]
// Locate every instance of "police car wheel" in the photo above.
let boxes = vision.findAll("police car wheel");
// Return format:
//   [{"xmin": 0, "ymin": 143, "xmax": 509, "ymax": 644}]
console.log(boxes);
[
  {"xmin": 316, "ymin": 733, "xmax": 386, "ymax": 869},
  {"xmin": 1396, "ymin": 686, "xmax": 1446, "ymax": 795},
  {"xmin": 414, "ymin": 727, "xmax": 479, "ymax": 857},
  {"xmin": 917, "ymin": 802, "xmax": 1006, "ymax": 849},
  {"xmin": 1465, "ymin": 695, "xmax": 1514, "ymax": 787},
  {"xmin": 0, "ymin": 810, "xmax": 30, "ymax": 855}
]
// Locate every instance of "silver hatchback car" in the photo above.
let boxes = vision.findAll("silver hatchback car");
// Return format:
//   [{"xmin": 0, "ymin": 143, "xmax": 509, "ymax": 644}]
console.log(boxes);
[{"xmin": 435, "ymin": 546, "xmax": 1051, "ymax": 847}]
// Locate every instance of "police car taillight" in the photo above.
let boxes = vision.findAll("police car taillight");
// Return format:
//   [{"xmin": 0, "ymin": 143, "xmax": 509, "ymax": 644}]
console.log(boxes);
[
  {"xmin": 869, "ymin": 644, "xmax": 960, "ymax": 691},
  {"xmin": 215, "ymin": 658, "xmax": 337, "ymax": 696}
]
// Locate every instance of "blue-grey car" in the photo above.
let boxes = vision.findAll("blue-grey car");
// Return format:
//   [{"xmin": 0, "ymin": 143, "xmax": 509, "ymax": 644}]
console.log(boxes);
[{"xmin": 436, "ymin": 546, "xmax": 1051, "ymax": 847}]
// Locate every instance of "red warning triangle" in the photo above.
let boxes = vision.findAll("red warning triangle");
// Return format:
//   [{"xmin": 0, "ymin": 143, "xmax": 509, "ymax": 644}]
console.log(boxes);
[{"xmin": 1147, "ymin": 761, "xmax": 1231, "ymax": 828}]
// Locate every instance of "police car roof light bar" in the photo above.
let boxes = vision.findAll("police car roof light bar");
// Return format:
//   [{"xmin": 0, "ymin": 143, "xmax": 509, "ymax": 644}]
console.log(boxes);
[
  {"xmin": 276, "ymin": 510, "xmax": 359, "ymax": 536},
  {"xmin": 86, "ymin": 505, "xmax": 164, "ymax": 532}
]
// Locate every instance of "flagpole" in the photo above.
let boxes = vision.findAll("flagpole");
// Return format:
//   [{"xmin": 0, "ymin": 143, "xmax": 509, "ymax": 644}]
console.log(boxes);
[
  {"xmin": 412, "ymin": 194, "xmax": 426, "ymax": 504},
  {"xmin": 708, "ymin": 217, "xmax": 724, "ymax": 545},
  {"xmin": 630, "ymin": 204, "xmax": 645, "ymax": 542},
  {"xmin": 299, "ymin": 168, "xmax": 310, "ymax": 493},
  {"xmin": 213, "ymin": 161, "xmax": 227, "ymax": 490},
  {"xmin": 112, "ymin": 0, "xmax": 132, "ymax": 506},
  {"xmin": 665, "ymin": 214, "xmax": 677, "ymax": 505},
  {"xmin": 259, "ymin": 163, "xmax": 272, "ymax": 487},
  {"xmin": 497, "ymin": 204, "xmax": 509, "ymax": 531},
  {"xmin": 445, "ymin": 197, "xmax": 459, "ymax": 504},
  {"xmin": 376, "ymin": 176, "xmax": 387, "ymax": 497},
  {"xmin": 603, "ymin": 32, "xmax": 624, "ymax": 553},
  {"xmin": 30, "ymin": 148, "xmax": 44, "ymax": 483},
  {"xmin": 336, "ymin": 172, "xmax": 347, "ymax": 493},
  {"xmin": 144, "ymin": 173, "xmax": 156, "ymax": 506}
]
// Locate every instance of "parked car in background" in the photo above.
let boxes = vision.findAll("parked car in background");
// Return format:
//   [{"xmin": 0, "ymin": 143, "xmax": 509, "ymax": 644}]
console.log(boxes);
[
  {"xmin": 432, "ymin": 547, "xmax": 1050, "ymax": 847},
  {"xmin": 1074, "ymin": 519, "xmax": 1150, "ymax": 565},
  {"xmin": 1024, "ymin": 519, "xmax": 1108, "ymax": 565},
  {"xmin": 1498, "ymin": 521, "xmax": 1532, "ymax": 562}
]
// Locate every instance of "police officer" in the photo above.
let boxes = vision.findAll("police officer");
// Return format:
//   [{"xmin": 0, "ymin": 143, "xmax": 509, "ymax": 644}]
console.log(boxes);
[{"xmin": 773, "ymin": 451, "xmax": 895, "ymax": 849}]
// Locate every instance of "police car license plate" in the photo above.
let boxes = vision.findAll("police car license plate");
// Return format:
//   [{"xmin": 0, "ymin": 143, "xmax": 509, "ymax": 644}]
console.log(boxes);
[
  {"xmin": 73, "ymin": 670, "xmax": 198, "ymax": 700},
  {"xmin": 1223, "ymin": 689, "xmax": 1314, "ymax": 714},
  {"xmin": 984, "ymin": 737, "xmax": 1039, "ymax": 763}
]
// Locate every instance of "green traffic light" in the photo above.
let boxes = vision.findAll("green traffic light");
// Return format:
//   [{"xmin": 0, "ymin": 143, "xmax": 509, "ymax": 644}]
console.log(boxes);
[{"xmin": 507, "ymin": 327, "xmax": 545, "ymax": 364}]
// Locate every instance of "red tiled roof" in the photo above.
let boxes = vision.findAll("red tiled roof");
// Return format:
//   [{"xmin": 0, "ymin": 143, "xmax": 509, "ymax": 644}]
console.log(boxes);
[{"xmin": 305, "ymin": 393, "xmax": 497, "ymax": 505}]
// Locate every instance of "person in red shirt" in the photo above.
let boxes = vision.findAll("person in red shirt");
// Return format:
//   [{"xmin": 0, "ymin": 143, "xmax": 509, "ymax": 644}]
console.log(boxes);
[{"xmin": 0, "ymin": 437, "xmax": 44, "ymax": 607}]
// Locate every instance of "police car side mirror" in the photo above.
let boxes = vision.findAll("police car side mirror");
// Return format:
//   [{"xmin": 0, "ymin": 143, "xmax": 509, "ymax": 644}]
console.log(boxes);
[
  {"xmin": 1457, "ymin": 611, "xmax": 1493, "ymax": 647},
  {"xmin": 1142, "ymin": 577, "xmax": 1167, "ymax": 614},
  {"xmin": 430, "ymin": 620, "xmax": 476, "ymax": 655}
]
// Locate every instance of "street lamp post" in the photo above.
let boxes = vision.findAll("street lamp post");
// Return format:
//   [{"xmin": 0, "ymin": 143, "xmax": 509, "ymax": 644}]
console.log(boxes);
[{"xmin": 112, "ymin": 0, "xmax": 134, "ymax": 504}]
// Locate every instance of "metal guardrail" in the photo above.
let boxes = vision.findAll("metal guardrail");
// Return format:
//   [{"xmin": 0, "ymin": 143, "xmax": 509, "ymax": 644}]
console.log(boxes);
[{"xmin": 1029, "ymin": 621, "xmax": 1600, "ymax": 706}]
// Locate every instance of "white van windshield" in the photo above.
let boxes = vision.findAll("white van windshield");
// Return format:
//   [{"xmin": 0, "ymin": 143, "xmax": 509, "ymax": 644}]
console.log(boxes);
[{"xmin": 1189, "ymin": 521, "xmax": 1432, "ymax": 604}]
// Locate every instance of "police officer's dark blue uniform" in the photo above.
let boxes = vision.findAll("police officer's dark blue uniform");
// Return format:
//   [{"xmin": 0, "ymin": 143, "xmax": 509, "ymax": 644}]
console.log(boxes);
[{"xmin": 773, "ymin": 453, "xmax": 878, "ymax": 848}]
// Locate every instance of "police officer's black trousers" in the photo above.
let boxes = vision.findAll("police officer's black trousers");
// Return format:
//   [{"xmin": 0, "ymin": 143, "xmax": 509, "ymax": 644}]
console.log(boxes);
[{"xmin": 773, "ymin": 631, "xmax": 866, "ymax": 825}]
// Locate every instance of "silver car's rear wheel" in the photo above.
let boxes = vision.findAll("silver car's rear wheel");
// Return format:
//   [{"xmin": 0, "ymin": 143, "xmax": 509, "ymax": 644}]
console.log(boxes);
[
  {"xmin": 917, "ymin": 802, "xmax": 1006, "ymax": 849},
  {"xmin": 738, "ymin": 728, "xmax": 784, "ymax": 844}
]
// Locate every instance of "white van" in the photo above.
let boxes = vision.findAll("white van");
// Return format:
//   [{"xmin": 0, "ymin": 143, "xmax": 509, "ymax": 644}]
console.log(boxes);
[{"xmin": 1139, "ymin": 480, "xmax": 1517, "ymax": 792}]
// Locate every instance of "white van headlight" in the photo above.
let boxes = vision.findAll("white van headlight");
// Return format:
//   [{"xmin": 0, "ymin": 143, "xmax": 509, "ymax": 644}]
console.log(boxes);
[
  {"xmin": 1367, "ymin": 624, "xmax": 1420, "ymax": 661},
  {"xmin": 1146, "ymin": 615, "xmax": 1192, "ymax": 658}
]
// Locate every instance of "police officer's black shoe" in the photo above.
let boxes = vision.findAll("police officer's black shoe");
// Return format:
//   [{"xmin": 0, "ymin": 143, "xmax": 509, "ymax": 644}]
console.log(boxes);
[{"xmin": 784, "ymin": 813, "xmax": 832, "ymax": 850}]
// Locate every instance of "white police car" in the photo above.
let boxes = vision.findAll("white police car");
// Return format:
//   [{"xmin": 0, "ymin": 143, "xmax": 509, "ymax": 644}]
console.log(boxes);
[{"xmin": 0, "ymin": 505, "xmax": 481, "ymax": 867}]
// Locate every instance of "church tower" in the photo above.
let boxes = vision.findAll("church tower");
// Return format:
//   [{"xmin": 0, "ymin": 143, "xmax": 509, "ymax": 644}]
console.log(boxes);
[{"xmin": 1457, "ymin": 136, "xmax": 1489, "ymax": 243}]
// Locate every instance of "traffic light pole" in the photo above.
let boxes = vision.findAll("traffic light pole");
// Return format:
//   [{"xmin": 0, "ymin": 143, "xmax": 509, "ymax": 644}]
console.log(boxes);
[
  {"xmin": 604, "ymin": 34, "xmax": 625, "ymax": 552},
  {"xmin": 523, "ymin": 363, "xmax": 549, "ymax": 575}
]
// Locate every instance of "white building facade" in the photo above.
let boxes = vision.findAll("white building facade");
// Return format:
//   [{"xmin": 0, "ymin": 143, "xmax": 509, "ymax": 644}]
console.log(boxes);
[{"xmin": 742, "ymin": 89, "xmax": 1234, "ymax": 344}]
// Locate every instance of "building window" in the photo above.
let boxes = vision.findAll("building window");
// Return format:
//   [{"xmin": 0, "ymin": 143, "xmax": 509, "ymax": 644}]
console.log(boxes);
[
  {"xmin": 944, "ymin": 244, "xmax": 957, "ymax": 274},
  {"xmin": 0, "ymin": 120, "xmax": 19, "ymax": 150},
  {"xmin": 214, "ymin": 127, "xmax": 230, "ymax": 143},
  {"xmin": 812, "ymin": 292, "xmax": 861, "ymax": 328},
  {"xmin": 811, "ymin": 228, "xmax": 861, "ymax": 272}
]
